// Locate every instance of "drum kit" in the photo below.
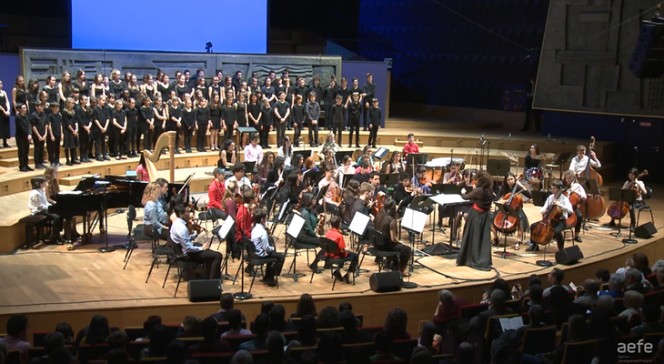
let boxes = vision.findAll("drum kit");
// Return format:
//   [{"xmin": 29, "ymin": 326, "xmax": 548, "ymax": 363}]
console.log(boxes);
[{"xmin": 524, "ymin": 153, "xmax": 559, "ymax": 191}]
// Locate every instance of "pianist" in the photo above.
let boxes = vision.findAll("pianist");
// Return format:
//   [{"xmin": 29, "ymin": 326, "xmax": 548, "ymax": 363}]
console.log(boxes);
[
  {"xmin": 28, "ymin": 176, "xmax": 63, "ymax": 244},
  {"xmin": 170, "ymin": 204, "xmax": 222, "ymax": 280},
  {"xmin": 142, "ymin": 182, "xmax": 170, "ymax": 240}
]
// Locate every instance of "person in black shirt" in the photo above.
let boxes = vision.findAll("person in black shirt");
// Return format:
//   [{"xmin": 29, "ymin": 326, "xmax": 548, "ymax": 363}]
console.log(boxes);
[
  {"xmin": 323, "ymin": 79, "xmax": 338, "ymax": 130},
  {"xmin": 346, "ymin": 92, "xmax": 362, "ymax": 148},
  {"xmin": 15, "ymin": 103, "xmax": 32, "ymax": 172},
  {"xmin": 167, "ymin": 97, "xmax": 182, "ymax": 154},
  {"xmin": 367, "ymin": 98, "xmax": 382, "ymax": 148},
  {"xmin": 392, "ymin": 172, "xmax": 415, "ymax": 217},
  {"xmin": 139, "ymin": 97, "xmax": 154, "ymax": 152},
  {"xmin": 374, "ymin": 198, "xmax": 411, "ymax": 275},
  {"xmin": 46, "ymin": 103, "xmax": 63, "ymax": 167},
  {"xmin": 76, "ymin": 95, "xmax": 93, "ymax": 163},
  {"xmin": 456, "ymin": 171, "xmax": 494, "ymax": 271},
  {"xmin": 62, "ymin": 98, "xmax": 80, "ymax": 165},
  {"xmin": 221, "ymin": 96, "xmax": 236, "ymax": 144},
  {"xmin": 363, "ymin": 73, "xmax": 376, "ymax": 131},
  {"xmin": 181, "ymin": 98, "xmax": 196, "ymax": 153},
  {"xmin": 124, "ymin": 98, "xmax": 140, "ymax": 157},
  {"xmin": 259, "ymin": 98, "xmax": 272, "ymax": 148},
  {"xmin": 273, "ymin": 92, "xmax": 290, "ymax": 148},
  {"xmin": 329, "ymin": 95, "xmax": 345, "ymax": 144},
  {"xmin": 291, "ymin": 95, "xmax": 305, "ymax": 147},
  {"xmin": 195, "ymin": 98, "xmax": 211, "ymax": 152},
  {"xmin": 31, "ymin": 102, "xmax": 48, "ymax": 169},
  {"xmin": 111, "ymin": 100, "xmax": 127, "ymax": 159}
]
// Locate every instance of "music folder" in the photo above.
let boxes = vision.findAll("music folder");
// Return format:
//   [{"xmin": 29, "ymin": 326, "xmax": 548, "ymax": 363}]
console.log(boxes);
[
  {"xmin": 216, "ymin": 216, "xmax": 234, "ymax": 241},
  {"xmin": 429, "ymin": 194, "xmax": 467, "ymax": 207},
  {"xmin": 401, "ymin": 208, "xmax": 427, "ymax": 234},
  {"xmin": 349, "ymin": 212, "xmax": 370, "ymax": 236}
]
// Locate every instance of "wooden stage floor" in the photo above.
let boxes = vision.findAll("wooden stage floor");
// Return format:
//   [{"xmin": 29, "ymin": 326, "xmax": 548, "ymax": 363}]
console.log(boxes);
[{"xmin": 0, "ymin": 120, "xmax": 657, "ymax": 335}]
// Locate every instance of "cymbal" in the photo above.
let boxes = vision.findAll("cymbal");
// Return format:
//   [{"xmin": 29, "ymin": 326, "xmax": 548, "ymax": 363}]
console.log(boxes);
[
  {"xmin": 499, "ymin": 151, "xmax": 519, "ymax": 163},
  {"xmin": 545, "ymin": 164, "xmax": 560, "ymax": 168}
]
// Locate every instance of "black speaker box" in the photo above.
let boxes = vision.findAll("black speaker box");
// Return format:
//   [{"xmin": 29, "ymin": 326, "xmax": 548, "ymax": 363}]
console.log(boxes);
[
  {"xmin": 187, "ymin": 279, "xmax": 222, "ymax": 302},
  {"xmin": 629, "ymin": 19, "xmax": 664, "ymax": 78},
  {"xmin": 634, "ymin": 222, "xmax": 657, "ymax": 239},
  {"xmin": 369, "ymin": 271, "xmax": 403, "ymax": 293},
  {"xmin": 555, "ymin": 245, "xmax": 584, "ymax": 265}
]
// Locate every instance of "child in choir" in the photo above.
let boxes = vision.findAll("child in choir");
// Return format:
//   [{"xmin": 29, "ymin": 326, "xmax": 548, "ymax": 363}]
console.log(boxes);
[
  {"xmin": 46, "ymin": 102, "xmax": 63, "ymax": 167},
  {"xmin": 366, "ymin": 98, "xmax": 381, "ymax": 148},
  {"xmin": 61, "ymin": 98, "xmax": 79, "ymax": 165}
]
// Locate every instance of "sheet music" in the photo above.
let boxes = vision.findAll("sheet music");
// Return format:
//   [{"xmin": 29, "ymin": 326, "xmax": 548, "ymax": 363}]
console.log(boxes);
[
  {"xmin": 216, "ymin": 216, "xmax": 234, "ymax": 241},
  {"xmin": 401, "ymin": 208, "xmax": 427, "ymax": 234},
  {"xmin": 349, "ymin": 212, "xmax": 370, "ymax": 236},
  {"xmin": 287, "ymin": 213, "xmax": 305, "ymax": 238},
  {"xmin": 429, "ymin": 194, "xmax": 467, "ymax": 206}
]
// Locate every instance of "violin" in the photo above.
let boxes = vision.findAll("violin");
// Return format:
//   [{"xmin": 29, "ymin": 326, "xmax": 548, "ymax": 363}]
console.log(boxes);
[{"xmin": 317, "ymin": 213, "xmax": 325, "ymax": 236}]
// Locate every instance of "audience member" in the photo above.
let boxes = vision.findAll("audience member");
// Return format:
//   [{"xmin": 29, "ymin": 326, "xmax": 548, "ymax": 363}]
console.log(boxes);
[
  {"xmin": 572, "ymin": 278, "xmax": 599, "ymax": 307},
  {"xmin": 599, "ymin": 273, "xmax": 625, "ymax": 298},
  {"xmin": 470, "ymin": 289, "xmax": 513, "ymax": 335},
  {"xmin": 370, "ymin": 331, "xmax": 399, "ymax": 363},
  {"xmin": 317, "ymin": 332, "xmax": 343, "ymax": 364},
  {"xmin": 75, "ymin": 314, "xmax": 110, "ymax": 346},
  {"xmin": 238, "ymin": 314, "xmax": 269, "ymax": 351},
  {"xmin": 624, "ymin": 267, "xmax": 652, "ymax": 294},
  {"xmin": 291, "ymin": 293, "xmax": 317, "ymax": 320},
  {"xmin": 265, "ymin": 331, "xmax": 287, "ymax": 364},
  {"xmin": 420, "ymin": 289, "xmax": 467, "ymax": 349},
  {"xmin": 630, "ymin": 302, "xmax": 664, "ymax": 337},
  {"xmin": 0, "ymin": 315, "xmax": 31, "ymax": 353},
  {"xmin": 135, "ymin": 315, "xmax": 162, "ymax": 342},
  {"xmin": 210, "ymin": 293, "xmax": 245, "ymax": 323},
  {"xmin": 339, "ymin": 309, "xmax": 372, "ymax": 344},
  {"xmin": 543, "ymin": 268, "xmax": 573, "ymax": 297},
  {"xmin": 221, "ymin": 309, "xmax": 252, "ymax": 337},
  {"xmin": 176, "ymin": 316, "xmax": 200, "ymax": 338},
  {"xmin": 620, "ymin": 290, "xmax": 644, "ymax": 328},
  {"xmin": 140, "ymin": 324, "xmax": 171, "ymax": 358},
  {"xmin": 384, "ymin": 307, "xmax": 410, "ymax": 340},
  {"xmin": 189, "ymin": 317, "xmax": 231, "ymax": 353},
  {"xmin": 317, "ymin": 306, "xmax": 341, "ymax": 329}
]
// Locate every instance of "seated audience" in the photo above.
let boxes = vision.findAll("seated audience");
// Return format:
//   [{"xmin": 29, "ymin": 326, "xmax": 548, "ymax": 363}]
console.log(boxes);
[
  {"xmin": 239, "ymin": 314, "xmax": 270, "ymax": 351},
  {"xmin": 420, "ymin": 289, "xmax": 468, "ymax": 349},
  {"xmin": 0, "ymin": 315, "xmax": 31, "ymax": 353},
  {"xmin": 221, "ymin": 309, "xmax": 252, "ymax": 337},
  {"xmin": 384, "ymin": 307, "xmax": 410, "ymax": 340}
]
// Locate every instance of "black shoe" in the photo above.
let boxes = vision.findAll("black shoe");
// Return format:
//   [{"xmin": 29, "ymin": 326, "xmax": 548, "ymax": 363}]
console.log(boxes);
[
  {"xmin": 309, "ymin": 263, "xmax": 322, "ymax": 274},
  {"xmin": 343, "ymin": 273, "xmax": 352, "ymax": 284},
  {"xmin": 606, "ymin": 220, "xmax": 616, "ymax": 227},
  {"xmin": 35, "ymin": 164, "xmax": 45, "ymax": 169},
  {"xmin": 19, "ymin": 167, "xmax": 29, "ymax": 172},
  {"xmin": 526, "ymin": 244, "xmax": 539, "ymax": 252},
  {"xmin": 2, "ymin": 143, "xmax": 9, "ymax": 148},
  {"xmin": 26, "ymin": 166, "xmax": 34, "ymax": 171},
  {"xmin": 355, "ymin": 144, "xmax": 361, "ymax": 148},
  {"xmin": 333, "ymin": 270, "xmax": 343, "ymax": 281},
  {"xmin": 348, "ymin": 144, "xmax": 352, "ymax": 148},
  {"xmin": 263, "ymin": 277, "xmax": 277, "ymax": 287},
  {"xmin": 66, "ymin": 161, "xmax": 73, "ymax": 166},
  {"xmin": 574, "ymin": 236, "xmax": 582, "ymax": 243},
  {"xmin": 103, "ymin": 155, "xmax": 111, "ymax": 161}
]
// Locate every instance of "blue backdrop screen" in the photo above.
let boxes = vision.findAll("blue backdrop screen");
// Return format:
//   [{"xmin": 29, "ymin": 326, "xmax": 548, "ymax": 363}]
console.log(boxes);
[{"xmin": 71, "ymin": 0, "xmax": 267, "ymax": 54}]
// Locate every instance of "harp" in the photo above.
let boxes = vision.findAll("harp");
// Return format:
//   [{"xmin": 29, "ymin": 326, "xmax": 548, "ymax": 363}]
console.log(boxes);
[{"xmin": 143, "ymin": 131, "xmax": 176, "ymax": 182}]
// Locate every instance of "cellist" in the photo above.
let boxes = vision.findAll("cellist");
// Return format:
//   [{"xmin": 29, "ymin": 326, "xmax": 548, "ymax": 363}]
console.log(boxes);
[
  {"xmin": 492, "ymin": 173, "xmax": 531, "ymax": 250},
  {"xmin": 527, "ymin": 180, "xmax": 573, "ymax": 252},
  {"xmin": 563, "ymin": 170, "xmax": 586, "ymax": 243},
  {"xmin": 607, "ymin": 168, "xmax": 647, "ymax": 231},
  {"xmin": 569, "ymin": 145, "xmax": 601, "ymax": 177}
]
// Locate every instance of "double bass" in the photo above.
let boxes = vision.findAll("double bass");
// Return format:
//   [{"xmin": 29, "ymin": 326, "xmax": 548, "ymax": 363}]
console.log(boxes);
[{"xmin": 579, "ymin": 136, "xmax": 606, "ymax": 219}]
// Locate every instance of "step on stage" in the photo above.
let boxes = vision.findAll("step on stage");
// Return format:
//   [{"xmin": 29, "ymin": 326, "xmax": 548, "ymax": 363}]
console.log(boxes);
[{"xmin": 0, "ymin": 120, "xmax": 660, "ymax": 338}]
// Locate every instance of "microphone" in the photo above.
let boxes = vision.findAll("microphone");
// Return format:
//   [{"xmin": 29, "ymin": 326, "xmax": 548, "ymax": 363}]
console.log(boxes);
[
  {"xmin": 480, "ymin": 133, "xmax": 485, "ymax": 142},
  {"xmin": 450, "ymin": 148, "xmax": 454, "ymax": 153}
]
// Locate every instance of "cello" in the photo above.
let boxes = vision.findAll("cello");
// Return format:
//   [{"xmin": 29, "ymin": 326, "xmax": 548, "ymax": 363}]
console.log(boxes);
[
  {"xmin": 579, "ymin": 136, "xmax": 606, "ymax": 219},
  {"xmin": 530, "ymin": 204, "xmax": 564, "ymax": 246},
  {"xmin": 493, "ymin": 182, "xmax": 523, "ymax": 234}
]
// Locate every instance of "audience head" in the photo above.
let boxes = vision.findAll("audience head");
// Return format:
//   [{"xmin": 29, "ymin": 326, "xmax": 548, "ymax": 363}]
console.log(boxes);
[
  {"xmin": 148, "ymin": 324, "xmax": 171, "ymax": 356},
  {"xmin": 528, "ymin": 274, "xmax": 542, "ymax": 287},
  {"xmin": 43, "ymin": 332, "xmax": 65, "ymax": 354},
  {"xmin": 595, "ymin": 269, "xmax": 610, "ymax": 283},
  {"xmin": 596, "ymin": 295, "xmax": 615, "ymax": 313},
  {"xmin": 5, "ymin": 314, "xmax": 28, "ymax": 338},
  {"xmin": 296, "ymin": 293, "xmax": 317, "ymax": 317},
  {"xmin": 567, "ymin": 314, "xmax": 589, "ymax": 341},
  {"xmin": 439, "ymin": 289, "xmax": 455, "ymax": 306},
  {"xmin": 86, "ymin": 314, "xmax": 110, "ymax": 345},
  {"xmin": 317, "ymin": 306, "xmax": 340, "ymax": 329},
  {"xmin": 54, "ymin": 322, "xmax": 74, "ymax": 344},
  {"xmin": 227, "ymin": 309, "xmax": 243, "ymax": 330},
  {"xmin": 489, "ymin": 279, "xmax": 510, "ymax": 299},
  {"xmin": 107, "ymin": 330, "xmax": 127, "ymax": 350},
  {"xmin": 201, "ymin": 316, "xmax": 219, "ymax": 343},
  {"xmin": 529, "ymin": 284, "xmax": 543, "ymax": 303},
  {"xmin": 265, "ymin": 331, "xmax": 286, "ymax": 359},
  {"xmin": 252, "ymin": 313, "xmax": 270, "ymax": 338},
  {"xmin": 180, "ymin": 316, "xmax": 200, "ymax": 337},
  {"xmin": 410, "ymin": 346, "xmax": 433, "ymax": 364},
  {"xmin": 625, "ymin": 268, "xmax": 643, "ymax": 287},
  {"xmin": 143, "ymin": 315, "xmax": 162, "ymax": 336},
  {"xmin": 268, "ymin": 304, "xmax": 286, "ymax": 332},
  {"xmin": 582, "ymin": 279, "xmax": 600, "ymax": 297},
  {"xmin": 548, "ymin": 268, "xmax": 565, "ymax": 285},
  {"xmin": 384, "ymin": 307, "xmax": 408, "ymax": 338},
  {"xmin": 632, "ymin": 253, "xmax": 650, "ymax": 274},
  {"xmin": 456, "ymin": 341, "xmax": 475, "ymax": 364},
  {"xmin": 528, "ymin": 304, "xmax": 545, "ymax": 325},
  {"xmin": 339, "ymin": 309, "xmax": 359, "ymax": 334},
  {"xmin": 220, "ymin": 292, "xmax": 235, "ymax": 310},
  {"xmin": 374, "ymin": 330, "xmax": 393, "ymax": 353},
  {"xmin": 623, "ymin": 290, "xmax": 644, "ymax": 310},
  {"xmin": 608, "ymin": 273, "xmax": 626, "ymax": 293},
  {"xmin": 489, "ymin": 289, "xmax": 508, "ymax": 310},
  {"xmin": 338, "ymin": 302, "xmax": 353, "ymax": 313},
  {"xmin": 317, "ymin": 332, "xmax": 342, "ymax": 364}
]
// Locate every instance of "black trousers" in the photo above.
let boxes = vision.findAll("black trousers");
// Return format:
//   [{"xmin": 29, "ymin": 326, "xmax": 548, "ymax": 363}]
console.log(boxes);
[
  {"xmin": 292, "ymin": 120, "xmax": 302, "ymax": 146},
  {"xmin": 183, "ymin": 127, "xmax": 194, "ymax": 151},
  {"xmin": 259, "ymin": 124, "xmax": 270, "ymax": 147},
  {"xmin": 186, "ymin": 249, "xmax": 223, "ymax": 279},
  {"xmin": 127, "ymin": 125, "xmax": 138, "ymax": 154},
  {"xmin": 16, "ymin": 134, "xmax": 29, "ymax": 169},
  {"xmin": 33, "ymin": 138, "xmax": 45, "ymax": 166},
  {"xmin": 367, "ymin": 123, "xmax": 379, "ymax": 147},
  {"xmin": 37, "ymin": 210, "xmax": 62, "ymax": 240},
  {"xmin": 141, "ymin": 125, "xmax": 153, "ymax": 151},
  {"xmin": 47, "ymin": 136, "xmax": 61, "ymax": 164},
  {"xmin": 275, "ymin": 120, "xmax": 286, "ymax": 147},
  {"xmin": 196, "ymin": 123, "xmax": 208, "ymax": 150},
  {"xmin": 348, "ymin": 119, "xmax": 360, "ymax": 146},
  {"xmin": 308, "ymin": 123, "xmax": 319, "ymax": 146},
  {"xmin": 263, "ymin": 250, "xmax": 285, "ymax": 279},
  {"xmin": 79, "ymin": 130, "xmax": 89, "ymax": 160},
  {"xmin": 167, "ymin": 125, "xmax": 181, "ymax": 151},
  {"xmin": 93, "ymin": 129, "xmax": 108, "ymax": 157}
]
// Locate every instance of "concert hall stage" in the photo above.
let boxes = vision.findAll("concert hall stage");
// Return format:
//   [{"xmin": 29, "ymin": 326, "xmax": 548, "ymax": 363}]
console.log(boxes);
[{"xmin": 0, "ymin": 119, "xmax": 659, "ymax": 338}]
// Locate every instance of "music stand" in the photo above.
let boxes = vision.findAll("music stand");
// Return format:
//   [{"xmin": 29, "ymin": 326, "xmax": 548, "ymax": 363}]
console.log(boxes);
[
  {"xmin": 531, "ymin": 190, "xmax": 552, "ymax": 207},
  {"xmin": 401, "ymin": 207, "xmax": 426, "ymax": 288},
  {"xmin": 493, "ymin": 203, "xmax": 518, "ymax": 258},
  {"xmin": 487, "ymin": 159, "xmax": 510, "ymax": 177},
  {"xmin": 293, "ymin": 150, "xmax": 312, "ymax": 162},
  {"xmin": 379, "ymin": 173, "xmax": 399, "ymax": 187},
  {"xmin": 407, "ymin": 153, "xmax": 428, "ymax": 166},
  {"xmin": 214, "ymin": 216, "xmax": 235, "ymax": 281},
  {"xmin": 428, "ymin": 193, "xmax": 467, "ymax": 256},
  {"xmin": 554, "ymin": 153, "xmax": 573, "ymax": 179},
  {"xmin": 349, "ymin": 211, "xmax": 370, "ymax": 257},
  {"xmin": 341, "ymin": 173, "xmax": 354, "ymax": 188},
  {"xmin": 372, "ymin": 147, "xmax": 389, "ymax": 160},
  {"xmin": 335, "ymin": 150, "xmax": 354, "ymax": 164},
  {"xmin": 236, "ymin": 126, "xmax": 257, "ymax": 148},
  {"xmin": 282, "ymin": 213, "xmax": 306, "ymax": 280}
]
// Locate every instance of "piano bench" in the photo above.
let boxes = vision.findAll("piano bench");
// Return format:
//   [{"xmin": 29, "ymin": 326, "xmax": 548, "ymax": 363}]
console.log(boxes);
[{"xmin": 18, "ymin": 214, "xmax": 48, "ymax": 249}]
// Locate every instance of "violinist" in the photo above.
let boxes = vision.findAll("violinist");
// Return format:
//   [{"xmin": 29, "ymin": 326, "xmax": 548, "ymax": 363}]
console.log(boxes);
[
  {"xmin": 277, "ymin": 136, "xmax": 293, "ymax": 166},
  {"xmin": 338, "ymin": 155, "xmax": 356, "ymax": 177},
  {"xmin": 267, "ymin": 156, "xmax": 287, "ymax": 188},
  {"xmin": 443, "ymin": 162, "xmax": 463, "ymax": 185},
  {"xmin": 318, "ymin": 164, "xmax": 342, "ymax": 210},
  {"xmin": 352, "ymin": 182, "xmax": 374, "ymax": 223},
  {"xmin": 563, "ymin": 170, "xmax": 586, "ymax": 243},
  {"xmin": 493, "ymin": 173, "xmax": 531, "ymax": 250},
  {"xmin": 298, "ymin": 192, "xmax": 327, "ymax": 273},
  {"xmin": 225, "ymin": 162, "xmax": 252, "ymax": 190},
  {"xmin": 171, "ymin": 204, "xmax": 222, "ymax": 280},
  {"xmin": 255, "ymin": 151, "xmax": 275, "ymax": 184},
  {"xmin": 392, "ymin": 172, "xmax": 416, "ymax": 216},
  {"xmin": 250, "ymin": 207, "xmax": 284, "ymax": 287},
  {"xmin": 607, "ymin": 168, "xmax": 647, "ymax": 230},
  {"xmin": 437, "ymin": 162, "xmax": 463, "ymax": 233},
  {"xmin": 381, "ymin": 151, "xmax": 404, "ymax": 175},
  {"xmin": 143, "ymin": 182, "xmax": 170, "ymax": 240},
  {"xmin": 456, "ymin": 171, "xmax": 494, "ymax": 271},
  {"xmin": 321, "ymin": 131, "xmax": 340, "ymax": 156},
  {"xmin": 528, "ymin": 180, "xmax": 573, "ymax": 252},
  {"xmin": 412, "ymin": 165, "xmax": 432, "ymax": 195},
  {"xmin": 569, "ymin": 145, "xmax": 601, "ymax": 177},
  {"xmin": 352, "ymin": 160, "xmax": 372, "ymax": 184},
  {"xmin": 340, "ymin": 180, "xmax": 360, "ymax": 226},
  {"xmin": 207, "ymin": 168, "xmax": 227, "ymax": 220},
  {"xmin": 370, "ymin": 172, "xmax": 387, "ymax": 198}
]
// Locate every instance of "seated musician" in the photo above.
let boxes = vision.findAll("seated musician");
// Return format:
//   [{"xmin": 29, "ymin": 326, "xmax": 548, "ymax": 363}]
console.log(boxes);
[
  {"xmin": 267, "ymin": 156, "xmax": 286, "ymax": 188},
  {"xmin": 207, "ymin": 168, "xmax": 227, "ymax": 220},
  {"xmin": 243, "ymin": 133, "xmax": 263, "ymax": 164},
  {"xmin": 218, "ymin": 139, "xmax": 237, "ymax": 170},
  {"xmin": 250, "ymin": 207, "xmax": 284, "ymax": 287},
  {"xmin": 320, "ymin": 131, "xmax": 340, "ymax": 156},
  {"xmin": 340, "ymin": 180, "xmax": 360, "ymax": 226},
  {"xmin": 569, "ymin": 144, "xmax": 601, "ymax": 177},
  {"xmin": 381, "ymin": 151, "xmax": 404, "ymax": 174},
  {"xmin": 493, "ymin": 173, "xmax": 531, "ymax": 250},
  {"xmin": 170, "ymin": 204, "xmax": 222, "ymax": 279},
  {"xmin": 563, "ymin": 170, "xmax": 586, "ymax": 242},
  {"xmin": 402, "ymin": 133, "xmax": 419, "ymax": 161},
  {"xmin": 352, "ymin": 183, "xmax": 374, "ymax": 223},
  {"xmin": 143, "ymin": 182, "xmax": 170, "ymax": 240},
  {"xmin": 524, "ymin": 144, "xmax": 543, "ymax": 189},
  {"xmin": 255, "ymin": 151, "xmax": 274, "ymax": 184},
  {"xmin": 356, "ymin": 145, "xmax": 372, "ymax": 165},
  {"xmin": 369, "ymin": 172, "xmax": 387, "ymax": 198},
  {"xmin": 607, "ymin": 168, "xmax": 647, "ymax": 230},
  {"xmin": 437, "ymin": 162, "xmax": 463, "ymax": 231},
  {"xmin": 338, "ymin": 155, "xmax": 356, "ymax": 176},
  {"xmin": 28, "ymin": 176, "xmax": 63, "ymax": 244},
  {"xmin": 374, "ymin": 198, "xmax": 412, "ymax": 276},
  {"xmin": 45, "ymin": 166, "xmax": 79, "ymax": 244},
  {"xmin": 225, "ymin": 162, "xmax": 252, "ymax": 190},
  {"xmin": 528, "ymin": 180, "xmax": 573, "ymax": 252},
  {"xmin": 324, "ymin": 215, "xmax": 358, "ymax": 283},
  {"xmin": 412, "ymin": 165, "xmax": 432, "ymax": 195},
  {"xmin": 352, "ymin": 160, "xmax": 372, "ymax": 184},
  {"xmin": 318, "ymin": 164, "xmax": 342, "ymax": 209},
  {"xmin": 392, "ymin": 172, "xmax": 415, "ymax": 217},
  {"xmin": 297, "ymin": 192, "xmax": 327, "ymax": 273}
]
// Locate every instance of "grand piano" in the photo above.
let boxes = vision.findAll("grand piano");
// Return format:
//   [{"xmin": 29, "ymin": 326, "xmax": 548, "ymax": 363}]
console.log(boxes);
[{"xmin": 49, "ymin": 176, "xmax": 187, "ymax": 248}]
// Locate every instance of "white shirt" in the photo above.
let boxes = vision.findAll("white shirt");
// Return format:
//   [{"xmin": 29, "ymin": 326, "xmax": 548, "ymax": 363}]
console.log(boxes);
[
  {"xmin": 278, "ymin": 146, "xmax": 292, "ymax": 166},
  {"xmin": 569, "ymin": 155, "xmax": 601, "ymax": 175},
  {"xmin": 225, "ymin": 175, "xmax": 252, "ymax": 190},
  {"xmin": 541, "ymin": 192, "xmax": 574, "ymax": 218},
  {"xmin": 170, "ymin": 217, "xmax": 201, "ymax": 256},
  {"xmin": 251, "ymin": 223, "xmax": 273, "ymax": 257},
  {"xmin": 244, "ymin": 143, "xmax": 263, "ymax": 163},
  {"xmin": 567, "ymin": 181, "xmax": 587, "ymax": 200},
  {"xmin": 621, "ymin": 180, "xmax": 646, "ymax": 202},
  {"xmin": 28, "ymin": 189, "xmax": 50, "ymax": 214}
]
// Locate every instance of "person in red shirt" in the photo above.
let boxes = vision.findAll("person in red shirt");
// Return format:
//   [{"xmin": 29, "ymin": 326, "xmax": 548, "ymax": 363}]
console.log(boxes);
[
  {"xmin": 402, "ymin": 133, "xmax": 419, "ymax": 161},
  {"xmin": 419, "ymin": 289, "xmax": 468, "ymax": 350},
  {"xmin": 324, "ymin": 215, "xmax": 358, "ymax": 284},
  {"xmin": 235, "ymin": 188, "xmax": 254, "ymax": 271},
  {"xmin": 207, "ymin": 167, "xmax": 226, "ymax": 220}
]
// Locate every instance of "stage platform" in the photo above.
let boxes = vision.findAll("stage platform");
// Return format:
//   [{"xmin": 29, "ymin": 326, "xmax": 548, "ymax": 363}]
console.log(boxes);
[{"xmin": 0, "ymin": 117, "xmax": 649, "ymax": 339}]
